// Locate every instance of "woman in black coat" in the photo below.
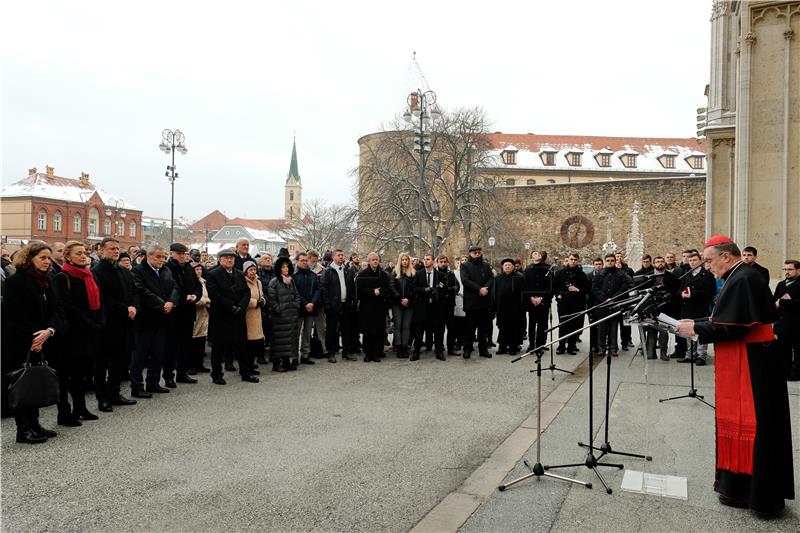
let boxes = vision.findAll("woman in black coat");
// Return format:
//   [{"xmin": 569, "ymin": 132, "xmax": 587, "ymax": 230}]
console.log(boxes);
[
  {"xmin": 52, "ymin": 240, "xmax": 106, "ymax": 426},
  {"xmin": 1, "ymin": 242, "xmax": 65, "ymax": 443},
  {"xmin": 267, "ymin": 257, "xmax": 301, "ymax": 372},
  {"xmin": 357, "ymin": 253, "xmax": 391, "ymax": 362},
  {"xmin": 389, "ymin": 252, "xmax": 415, "ymax": 358}
]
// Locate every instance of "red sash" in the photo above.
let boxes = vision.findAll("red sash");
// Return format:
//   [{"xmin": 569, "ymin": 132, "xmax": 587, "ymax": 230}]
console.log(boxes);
[{"xmin": 714, "ymin": 324, "xmax": 775, "ymax": 474}]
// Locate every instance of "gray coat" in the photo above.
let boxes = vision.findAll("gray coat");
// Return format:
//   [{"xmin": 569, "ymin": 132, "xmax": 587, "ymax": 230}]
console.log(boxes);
[{"xmin": 267, "ymin": 277, "xmax": 301, "ymax": 360}]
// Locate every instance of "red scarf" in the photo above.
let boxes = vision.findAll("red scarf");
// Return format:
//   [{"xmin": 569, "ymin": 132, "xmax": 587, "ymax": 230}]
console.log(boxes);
[{"xmin": 62, "ymin": 263, "xmax": 101, "ymax": 311}]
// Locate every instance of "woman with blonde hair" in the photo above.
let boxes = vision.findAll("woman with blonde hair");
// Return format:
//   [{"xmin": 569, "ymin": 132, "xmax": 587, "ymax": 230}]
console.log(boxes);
[
  {"xmin": 389, "ymin": 252, "xmax": 415, "ymax": 358},
  {"xmin": 52, "ymin": 240, "xmax": 106, "ymax": 425}
]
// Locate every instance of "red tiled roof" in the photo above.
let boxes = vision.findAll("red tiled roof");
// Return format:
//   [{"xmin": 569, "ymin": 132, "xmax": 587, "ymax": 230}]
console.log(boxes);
[
  {"xmin": 486, "ymin": 133, "xmax": 705, "ymax": 154},
  {"xmin": 189, "ymin": 209, "xmax": 228, "ymax": 230},
  {"xmin": 226, "ymin": 218, "xmax": 289, "ymax": 231}
]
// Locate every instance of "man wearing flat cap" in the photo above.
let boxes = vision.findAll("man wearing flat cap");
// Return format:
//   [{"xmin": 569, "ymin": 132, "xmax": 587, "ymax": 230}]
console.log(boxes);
[
  {"xmin": 162, "ymin": 243, "xmax": 203, "ymax": 387},
  {"xmin": 460, "ymin": 245, "xmax": 494, "ymax": 358},
  {"xmin": 205, "ymin": 248, "xmax": 256, "ymax": 384},
  {"xmin": 492, "ymin": 258, "xmax": 525, "ymax": 355}
]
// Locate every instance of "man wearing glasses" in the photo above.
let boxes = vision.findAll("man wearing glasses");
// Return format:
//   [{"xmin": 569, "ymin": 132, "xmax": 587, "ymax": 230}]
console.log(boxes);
[
  {"xmin": 676, "ymin": 236, "xmax": 793, "ymax": 516},
  {"xmin": 774, "ymin": 259, "xmax": 800, "ymax": 381}
]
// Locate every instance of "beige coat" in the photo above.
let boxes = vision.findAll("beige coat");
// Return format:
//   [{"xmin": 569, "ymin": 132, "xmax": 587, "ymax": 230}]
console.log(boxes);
[
  {"xmin": 192, "ymin": 277, "xmax": 210, "ymax": 338},
  {"xmin": 245, "ymin": 275, "xmax": 265, "ymax": 341}
]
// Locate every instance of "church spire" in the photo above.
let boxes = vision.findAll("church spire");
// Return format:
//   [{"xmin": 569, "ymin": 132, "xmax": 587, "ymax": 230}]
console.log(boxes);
[{"xmin": 287, "ymin": 135, "xmax": 300, "ymax": 184}]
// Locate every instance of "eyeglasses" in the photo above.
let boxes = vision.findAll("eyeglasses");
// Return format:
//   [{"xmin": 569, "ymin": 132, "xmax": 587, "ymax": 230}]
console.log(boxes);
[{"xmin": 783, "ymin": 268, "xmax": 796, "ymax": 271}]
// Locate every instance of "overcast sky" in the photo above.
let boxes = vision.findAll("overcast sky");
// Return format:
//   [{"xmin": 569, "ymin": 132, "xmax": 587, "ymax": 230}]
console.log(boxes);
[{"xmin": 2, "ymin": 0, "xmax": 710, "ymax": 220}]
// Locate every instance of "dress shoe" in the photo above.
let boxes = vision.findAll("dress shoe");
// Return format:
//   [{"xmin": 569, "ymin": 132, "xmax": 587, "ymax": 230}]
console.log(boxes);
[
  {"xmin": 224, "ymin": 363, "xmax": 237, "ymax": 372},
  {"xmin": 436, "ymin": 353, "xmax": 446, "ymax": 361},
  {"xmin": 677, "ymin": 356, "xmax": 694, "ymax": 363},
  {"xmin": 57, "ymin": 414, "xmax": 82, "ymax": 427},
  {"xmin": 328, "ymin": 356, "xmax": 337, "ymax": 363},
  {"xmin": 176, "ymin": 374, "xmax": 198, "ymax": 384},
  {"xmin": 567, "ymin": 349, "xmax": 578, "ymax": 355},
  {"xmin": 621, "ymin": 345, "xmax": 630, "ymax": 352},
  {"xmin": 410, "ymin": 353, "xmax": 420, "ymax": 361},
  {"xmin": 16, "ymin": 429, "xmax": 48, "ymax": 444},
  {"xmin": 146, "ymin": 385, "xmax": 170, "ymax": 393},
  {"xmin": 164, "ymin": 378, "xmax": 177, "ymax": 388},
  {"xmin": 496, "ymin": 347, "xmax": 508, "ymax": 355},
  {"xmin": 660, "ymin": 354, "xmax": 671, "ymax": 362},
  {"xmin": 596, "ymin": 352, "xmax": 606, "ymax": 358},
  {"xmin": 195, "ymin": 366, "xmax": 212, "ymax": 373},
  {"xmin": 363, "ymin": 356, "xmax": 372, "ymax": 362},
  {"xmin": 556, "ymin": 347, "xmax": 566, "ymax": 355},
  {"xmin": 98, "ymin": 401, "xmax": 113, "ymax": 413},
  {"xmin": 250, "ymin": 369, "xmax": 261, "ymax": 375},
  {"xmin": 187, "ymin": 368, "xmax": 198, "ymax": 375},
  {"xmin": 788, "ymin": 370, "xmax": 800, "ymax": 381},
  {"xmin": 273, "ymin": 364, "xmax": 288, "ymax": 372},
  {"xmin": 343, "ymin": 354, "xmax": 357, "ymax": 361},
  {"xmin": 372, "ymin": 356, "xmax": 382, "ymax": 362},
  {"xmin": 75, "ymin": 409, "xmax": 99, "ymax": 421},
  {"xmin": 610, "ymin": 351, "xmax": 619, "ymax": 357},
  {"xmin": 488, "ymin": 341, "xmax": 497, "ymax": 348},
  {"xmin": 462, "ymin": 351, "xmax": 472, "ymax": 359},
  {"xmin": 252, "ymin": 363, "xmax": 259, "ymax": 369},
  {"xmin": 695, "ymin": 358, "xmax": 707, "ymax": 366},
  {"xmin": 448, "ymin": 350, "xmax": 461, "ymax": 356},
  {"xmin": 300, "ymin": 358, "xmax": 315, "ymax": 365},
  {"xmin": 480, "ymin": 352, "xmax": 492, "ymax": 358},
  {"xmin": 241, "ymin": 374, "xmax": 260, "ymax": 383},
  {"xmin": 131, "ymin": 389, "xmax": 152, "ymax": 399},
  {"xmin": 212, "ymin": 377, "xmax": 227, "ymax": 385},
  {"xmin": 32, "ymin": 423, "xmax": 57, "ymax": 438},
  {"xmin": 110, "ymin": 395, "xmax": 137, "ymax": 406},
  {"xmin": 668, "ymin": 352, "xmax": 685, "ymax": 359}
]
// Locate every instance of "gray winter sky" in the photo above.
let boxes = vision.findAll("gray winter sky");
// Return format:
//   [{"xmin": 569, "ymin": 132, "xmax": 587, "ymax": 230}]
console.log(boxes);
[{"xmin": 2, "ymin": 0, "xmax": 710, "ymax": 221}]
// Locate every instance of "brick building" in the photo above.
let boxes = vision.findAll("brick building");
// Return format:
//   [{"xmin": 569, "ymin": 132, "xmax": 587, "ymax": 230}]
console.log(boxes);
[{"xmin": 0, "ymin": 165, "xmax": 142, "ymax": 249}]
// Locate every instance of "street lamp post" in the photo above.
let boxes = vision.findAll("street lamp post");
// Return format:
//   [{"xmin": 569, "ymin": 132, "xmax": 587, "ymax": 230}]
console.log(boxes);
[
  {"xmin": 403, "ymin": 90, "xmax": 441, "ymax": 257},
  {"xmin": 104, "ymin": 198, "xmax": 127, "ymax": 238},
  {"xmin": 158, "ymin": 129, "xmax": 188, "ymax": 243},
  {"xmin": 488, "ymin": 236, "xmax": 496, "ymax": 269}
]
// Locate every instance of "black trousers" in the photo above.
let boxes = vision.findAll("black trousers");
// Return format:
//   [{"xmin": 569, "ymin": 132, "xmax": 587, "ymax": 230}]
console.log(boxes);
[
  {"xmin": 246, "ymin": 339, "xmax": 265, "ymax": 367},
  {"xmin": 14, "ymin": 408, "xmax": 39, "ymax": 433},
  {"xmin": 211, "ymin": 340, "xmax": 249, "ymax": 379},
  {"xmin": 527, "ymin": 308, "xmax": 548, "ymax": 351},
  {"xmin": 94, "ymin": 337, "xmax": 129, "ymax": 401},
  {"xmin": 191, "ymin": 336, "xmax": 207, "ymax": 369},
  {"xmin": 326, "ymin": 306, "xmax": 354, "ymax": 355},
  {"xmin": 645, "ymin": 327, "xmax": 668, "ymax": 358},
  {"xmin": 414, "ymin": 303, "xmax": 444, "ymax": 354},
  {"xmin": 132, "ymin": 327, "xmax": 167, "ymax": 390},
  {"xmin": 164, "ymin": 316, "xmax": 194, "ymax": 379},
  {"xmin": 465, "ymin": 309, "xmax": 491, "ymax": 354},
  {"xmin": 620, "ymin": 324, "xmax": 632, "ymax": 346},
  {"xmin": 497, "ymin": 316, "xmax": 523, "ymax": 350},
  {"xmin": 557, "ymin": 303, "xmax": 584, "ymax": 350},
  {"xmin": 778, "ymin": 334, "xmax": 800, "ymax": 376},
  {"xmin": 443, "ymin": 310, "xmax": 457, "ymax": 351},
  {"xmin": 57, "ymin": 337, "xmax": 94, "ymax": 413},
  {"xmin": 452, "ymin": 316, "xmax": 467, "ymax": 349},
  {"xmin": 598, "ymin": 316, "xmax": 620, "ymax": 352},
  {"xmin": 363, "ymin": 331, "xmax": 384, "ymax": 360}
]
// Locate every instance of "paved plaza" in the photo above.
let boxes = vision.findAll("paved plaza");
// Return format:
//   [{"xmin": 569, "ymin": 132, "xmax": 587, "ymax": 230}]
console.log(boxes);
[{"xmin": 2, "ymin": 329, "xmax": 798, "ymax": 532}]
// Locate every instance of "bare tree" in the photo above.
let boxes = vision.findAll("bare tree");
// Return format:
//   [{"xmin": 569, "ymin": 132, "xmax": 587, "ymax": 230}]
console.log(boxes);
[
  {"xmin": 355, "ymin": 106, "xmax": 500, "ymax": 258},
  {"xmin": 291, "ymin": 198, "xmax": 357, "ymax": 253}
]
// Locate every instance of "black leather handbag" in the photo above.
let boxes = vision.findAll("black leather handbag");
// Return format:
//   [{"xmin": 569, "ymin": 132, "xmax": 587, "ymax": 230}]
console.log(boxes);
[{"xmin": 5, "ymin": 351, "xmax": 60, "ymax": 411}]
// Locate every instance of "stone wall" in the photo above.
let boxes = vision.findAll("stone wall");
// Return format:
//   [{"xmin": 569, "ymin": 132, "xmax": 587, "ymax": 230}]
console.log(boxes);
[{"xmin": 489, "ymin": 177, "xmax": 707, "ymax": 262}]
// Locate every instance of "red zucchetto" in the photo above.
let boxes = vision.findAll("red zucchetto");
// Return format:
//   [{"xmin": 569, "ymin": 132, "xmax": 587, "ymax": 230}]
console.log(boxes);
[{"xmin": 704, "ymin": 235, "xmax": 734, "ymax": 247}]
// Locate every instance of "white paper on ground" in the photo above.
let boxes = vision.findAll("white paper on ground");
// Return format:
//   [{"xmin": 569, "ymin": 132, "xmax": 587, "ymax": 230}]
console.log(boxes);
[{"xmin": 620, "ymin": 470, "xmax": 688, "ymax": 500}]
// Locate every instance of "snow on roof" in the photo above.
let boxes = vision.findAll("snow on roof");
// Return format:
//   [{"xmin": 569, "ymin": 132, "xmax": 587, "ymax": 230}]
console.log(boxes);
[
  {"xmin": 1, "ymin": 171, "xmax": 139, "ymax": 210},
  {"xmin": 502, "ymin": 144, "xmax": 518, "ymax": 152},
  {"xmin": 485, "ymin": 134, "xmax": 706, "ymax": 174},
  {"xmin": 245, "ymin": 227, "xmax": 286, "ymax": 243}
]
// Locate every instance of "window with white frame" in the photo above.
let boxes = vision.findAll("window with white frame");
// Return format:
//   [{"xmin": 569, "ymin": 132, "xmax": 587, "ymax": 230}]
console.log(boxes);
[
  {"xmin": 129, "ymin": 221, "xmax": 136, "ymax": 237},
  {"xmin": 38, "ymin": 209, "xmax": 47, "ymax": 230},
  {"xmin": 73, "ymin": 214, "xmax": 82, "ymax": 233},
  {"xmin": 53, "ymin": 211, "xmax": 62, "ymax": 232}
]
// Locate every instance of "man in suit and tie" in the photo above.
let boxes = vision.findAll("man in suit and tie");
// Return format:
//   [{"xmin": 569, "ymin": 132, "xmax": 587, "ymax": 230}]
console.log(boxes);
[
  {"xmin": 320, "ymin": 249, "xmax": 357, "ymax": 362},
  {"xmin": 412, "ymin": 253, "xmax": 445, "ymax": 361},
  {"xmin": 131, "ymin": 245, "xmax": 180, "ymax": 397}
]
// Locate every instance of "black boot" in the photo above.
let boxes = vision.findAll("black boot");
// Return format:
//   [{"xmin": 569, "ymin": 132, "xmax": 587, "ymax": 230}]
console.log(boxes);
[
  {"xmin": 288, "ymin": 359, "xmax": 298, "ymax": 371},
  {"xmin": 32, "ymin": 421, "xmax": 57, "ymax": 438},
  {"xmin": 57, "ymin": 402, "xmax": 82, "ymax": 427},
  {"xmin": 16, "ymin": 427, "xmax": 48, "ymax": 444}
]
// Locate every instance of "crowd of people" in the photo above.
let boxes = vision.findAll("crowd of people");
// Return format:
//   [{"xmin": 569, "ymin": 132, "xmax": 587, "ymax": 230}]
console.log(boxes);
[{"xmin": 1, "ymin": 237, "xmax": 797, "ymax": 446}]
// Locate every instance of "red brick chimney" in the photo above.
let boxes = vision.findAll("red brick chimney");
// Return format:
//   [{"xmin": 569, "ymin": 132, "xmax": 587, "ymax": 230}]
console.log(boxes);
[
  {"xmin": 46, "ymin": 165, "xmax": 55, "ymax": 177},
  {"xmin": 80, "ymin": 172, "xmax": 90, "ymax": 184}
]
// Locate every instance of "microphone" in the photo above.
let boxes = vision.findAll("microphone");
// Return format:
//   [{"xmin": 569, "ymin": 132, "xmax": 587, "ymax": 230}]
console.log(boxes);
[
  {"xmin": 545, "ymin": 263, "xmax": 557, "ymax": 277},
  {"xmin": 630, "ymin": 290, "xmax": 655, "ymax": 316}
]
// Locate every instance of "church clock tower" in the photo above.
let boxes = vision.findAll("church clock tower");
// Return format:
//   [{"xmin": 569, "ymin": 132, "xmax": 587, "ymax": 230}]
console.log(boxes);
[{"xmin": 284, "ymin": 136, "xmax": 302, "ymax": 222}]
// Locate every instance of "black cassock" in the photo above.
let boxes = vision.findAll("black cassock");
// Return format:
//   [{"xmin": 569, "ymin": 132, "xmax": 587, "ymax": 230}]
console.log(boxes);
[{"xmin": 694, "ymin": 261, "xmax": 794, "ymax": 515}]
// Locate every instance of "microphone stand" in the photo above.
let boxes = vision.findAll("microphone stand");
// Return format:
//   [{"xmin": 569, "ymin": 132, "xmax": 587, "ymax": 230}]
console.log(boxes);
[
  {"xmin": 498, "ymin": 352, "xmax": 590, "ymax": 492},
  {"xmin": 542, "ymin": 264, "xmax": 571, "ymax": 378},
  {"xmin": 579, "ymin": 295, "xmax": 654, "ymax": 464},
  {"xmin": 514, "ymin": 312, "xmax": 627, "ymax": 494}
]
